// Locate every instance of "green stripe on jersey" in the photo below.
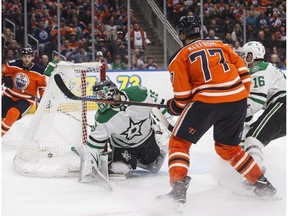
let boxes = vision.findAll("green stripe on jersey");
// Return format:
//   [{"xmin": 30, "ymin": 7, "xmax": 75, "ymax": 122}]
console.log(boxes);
[
  {"xmin": 87, "ymin": 142, "xmax": 105, "ymax": 150},
  {"xmin": 250, "ymin": 62, "xmax": 269, "ymax": 75},
  {"xmin": 248, "ymin": 96, "xmax": 266, "ymax": 105},
  {"xmin": 252, "ymin": 102, "xmax": 283, "ymax": 138}
]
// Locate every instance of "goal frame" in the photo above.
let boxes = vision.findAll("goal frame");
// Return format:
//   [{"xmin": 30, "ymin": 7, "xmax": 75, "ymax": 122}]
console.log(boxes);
[{"xmin": 13, "ymin": 61, "xmax": 105, "ymax": 177}]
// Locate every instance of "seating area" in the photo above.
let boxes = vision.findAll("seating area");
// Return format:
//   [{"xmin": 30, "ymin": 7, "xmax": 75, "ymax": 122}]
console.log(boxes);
[{"xmin": 2, "ymin": 0, "xmax": 286, "ymax": 69}]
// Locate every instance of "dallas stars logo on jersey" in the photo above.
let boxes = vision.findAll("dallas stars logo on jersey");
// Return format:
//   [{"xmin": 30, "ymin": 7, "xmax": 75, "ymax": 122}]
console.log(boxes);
[
  {"xmin": 121, "ymin": 150, "xmax": 132, "ymax": 161},
  {"xmin": 120, "ymin": 117, "xmax": 146, "ymax": 140}
]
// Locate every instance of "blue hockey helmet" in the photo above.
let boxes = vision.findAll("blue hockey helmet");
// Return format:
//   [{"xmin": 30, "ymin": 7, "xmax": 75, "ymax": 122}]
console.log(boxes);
[{"xmin": 21, "ymin": 47, "xmax": 34, "ymax": 56}]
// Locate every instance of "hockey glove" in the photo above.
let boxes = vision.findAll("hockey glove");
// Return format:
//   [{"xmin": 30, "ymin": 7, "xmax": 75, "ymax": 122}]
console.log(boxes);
[
  {"xmin": 167, "ymin": 98, "xmax": 183, "ymax": 116},
  {"xmin": 3, "ymin": 76, "xmax": 13, "ymax": 89}
]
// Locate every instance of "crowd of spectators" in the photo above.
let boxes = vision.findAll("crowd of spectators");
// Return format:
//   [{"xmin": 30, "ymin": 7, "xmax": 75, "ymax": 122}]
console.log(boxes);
[
  {"xmin": 2, "ymin": 0, "xmax": 153, "ymax": 70},
  {"xmin": 2, "ymin": 0, "xmax": 287, "ymax": 70},
  {"xmin": 165, "ymin": 0, "xmax": 286, "ymax": 67}
]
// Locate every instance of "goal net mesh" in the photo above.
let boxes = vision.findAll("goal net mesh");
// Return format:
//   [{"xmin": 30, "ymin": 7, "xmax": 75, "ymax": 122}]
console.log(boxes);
[{"xmin": 13, "ymin": 61, "xmax": 104, "ymax": 177}]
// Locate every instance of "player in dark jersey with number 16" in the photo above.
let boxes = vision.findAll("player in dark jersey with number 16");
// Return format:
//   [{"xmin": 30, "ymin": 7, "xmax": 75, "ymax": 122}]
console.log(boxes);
[{"xmin": 158, "ymin": 15, "xmax": 277, "ymax": 207}]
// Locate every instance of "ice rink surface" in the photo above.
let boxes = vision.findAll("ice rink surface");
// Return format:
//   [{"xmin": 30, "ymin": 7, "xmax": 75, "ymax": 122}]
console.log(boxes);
[{"xmin": 2, "ymin": 115, "xmax": 286, "ymax": 216}]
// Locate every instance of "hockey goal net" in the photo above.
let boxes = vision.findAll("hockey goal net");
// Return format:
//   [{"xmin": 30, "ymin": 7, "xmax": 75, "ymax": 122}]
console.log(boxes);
[{"xmin": 13, "ymin": 61, "xmax": 105, "ymax": 177}]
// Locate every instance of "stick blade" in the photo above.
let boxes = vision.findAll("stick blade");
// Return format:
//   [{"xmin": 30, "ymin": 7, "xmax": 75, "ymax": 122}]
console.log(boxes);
[{"xmin": 54, "ymin": 74, "xmax": 78, "ymax": 99}]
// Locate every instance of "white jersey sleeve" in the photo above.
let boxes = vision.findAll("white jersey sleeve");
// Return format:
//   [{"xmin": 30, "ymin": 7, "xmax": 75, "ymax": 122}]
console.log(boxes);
[
  {"xmin": 87, "ymin": 123, "xmax": 109, "ymax": 153},
  {"xmin": 146, "ymin": 88, "xmax": 174, "ymax": 124},
  {"xmin": 247, "ymin": 62, "xmax": 286, "ymax": 117}
]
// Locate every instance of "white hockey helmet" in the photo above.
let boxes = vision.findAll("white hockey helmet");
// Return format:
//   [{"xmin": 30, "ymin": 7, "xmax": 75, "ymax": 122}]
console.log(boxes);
[
  {"xmin": 241, "ymin": 41, "xmax": 265, "ymax": 64},
  {"xmin": 92, "ymin": 80, "xmax": 119, "ymax": 100}
]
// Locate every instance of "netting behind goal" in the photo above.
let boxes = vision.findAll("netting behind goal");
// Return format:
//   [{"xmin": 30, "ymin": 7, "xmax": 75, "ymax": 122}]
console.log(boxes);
[{"xmin": 13, "ymin": 61, "xmax": 105, "ymax": 177}]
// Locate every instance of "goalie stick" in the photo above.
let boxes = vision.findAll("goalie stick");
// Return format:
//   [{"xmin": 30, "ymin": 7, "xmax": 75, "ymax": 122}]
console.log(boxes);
[
  {"xmin": 54, "ymin": 74, "xmax": 167, "ymax": 108},
  {"xmin": 57, "ymin": 109, "xmax": 94, "ymax": 128},
  {"xmin": 151, "ymin": 107, "xmax": 174, "ymax": 132}
]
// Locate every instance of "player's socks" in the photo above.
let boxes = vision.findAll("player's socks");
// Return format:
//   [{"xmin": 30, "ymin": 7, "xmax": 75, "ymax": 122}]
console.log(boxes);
[
  {"xmin": 168, "ymin": 136, "xmax": 191, "ymax": 183},
  {"xmin": 215, "ymin": 143, "xmax": 262, "ymax": 184},
  {"xmin": 2, "ymin": 107, "xmax": 21, "ymax": 136},
  {"xmin": 2, "ymin": 120, "xmax": 11, "ymax": 136}
]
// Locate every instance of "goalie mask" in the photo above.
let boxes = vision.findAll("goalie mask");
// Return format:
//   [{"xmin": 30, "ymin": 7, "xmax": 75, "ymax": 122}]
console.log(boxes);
[
  {"xmin": 92, "ymin": 80, "xmax": 119, "ymax": 100},
  {"xmin": 176, "ymin": 15, "xmax": 201, "ymax": 45},
  {"xmin": 241, "ymin": 41, "xmax": 265, "ymax": 64}
]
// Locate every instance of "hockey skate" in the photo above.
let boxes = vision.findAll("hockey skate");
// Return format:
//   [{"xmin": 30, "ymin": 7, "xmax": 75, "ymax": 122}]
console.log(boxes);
[
  {"xmin": 240, "ymin": 166, "xmax": 266, "ymax": 190},
  {"xmin": 156, "ymin": 176, "xmax": 191, "ymax": 212},
  {"xmin": 254, "ymin": 175, "xmax": 277, "ymax": 197},
  {"xmin": 159, "ymin": 176, "xmax": 191, "ymax": 203},
  {"xmin": 137, "ymin": 150, "xmax": 167, "ymax": 174}
]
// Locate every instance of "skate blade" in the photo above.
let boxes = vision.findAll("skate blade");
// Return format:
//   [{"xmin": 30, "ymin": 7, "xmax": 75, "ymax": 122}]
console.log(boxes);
[
  {"xmin": 155, "ymin": 194, "xmax": 186, "ymax": 213},
  {"xmin": 175, "ymin": 201, "xmax": 184, "ymax": 213},
  {"xmin": 256, "ymin": 194, "xmax": 282, "ymax": 201},
  {"xmin": 155, "ymin": 194, "xmax": 169, "ymax": 201},
  {"xmin": 232, "ymin": 189, "xmax": 282, "ymax": 201}
]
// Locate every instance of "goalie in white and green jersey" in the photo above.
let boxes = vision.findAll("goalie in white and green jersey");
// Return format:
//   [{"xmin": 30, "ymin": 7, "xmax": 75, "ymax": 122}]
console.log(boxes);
[
  {"xmin": 240, "ymin": 41, "xmax": 286, "ymax": 171},
  {"xmin": 78, "ymin": 79, "xmax": 174, "ymax": 182}
]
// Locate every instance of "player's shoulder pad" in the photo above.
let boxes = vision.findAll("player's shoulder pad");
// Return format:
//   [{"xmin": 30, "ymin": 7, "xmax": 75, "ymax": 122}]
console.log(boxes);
[
  {"xmin": 122, "ymin": 86, "xmax": 148, "ymax": 102},
  {"xmin": 31, "ymin": 64, "xmax": 45, "ymax": 75},
  {"xmin": 168, "ymin": 47, "xmax": 182, "ymax": 65},
  {"xmin": 250, "ymin": 61, "xmax": 269, "ymax": 75},
  {"xmin": 95, "ymin": 108, "xmax": 118, "ymax": 124}
]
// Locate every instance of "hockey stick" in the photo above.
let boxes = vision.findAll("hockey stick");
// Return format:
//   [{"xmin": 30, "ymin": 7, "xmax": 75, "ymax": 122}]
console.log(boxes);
[
  {"xmin": 54, "ymin": 74, "xmax": 167, "ymax": 108},
  {"xmin": 15, "ymin": 87, "xmax": 41, "ymax": 102},
  {"xmin": 57, "ymin": 109, "xmax": 94, "ymax": 128},
  {"xmin": 151, "ymin": 107, "xmax": 174, "ymax": 132}
]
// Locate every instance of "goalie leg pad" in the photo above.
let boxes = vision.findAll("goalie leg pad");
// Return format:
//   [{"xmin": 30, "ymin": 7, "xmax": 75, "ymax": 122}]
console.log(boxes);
[
  {"xmin": 137, "ymin": 150, "xmax": 167, "ymax": 174},
  {"xmin": 78, "ymin": 145, "xmax": 101, "ymax": 183},
  {"xmin": 109, "ymin": 161, "xmax": 132, "ymax": 175}
]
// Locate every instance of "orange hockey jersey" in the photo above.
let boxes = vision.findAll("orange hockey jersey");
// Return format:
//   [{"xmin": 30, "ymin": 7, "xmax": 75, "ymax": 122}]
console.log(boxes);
[
  {"xmin": 168, "ymin": 40, "xmax": 250, "ymax": 109},
  {"xmin": 2, "ymin": 60, "xmax": 46, "ymax": 105}
]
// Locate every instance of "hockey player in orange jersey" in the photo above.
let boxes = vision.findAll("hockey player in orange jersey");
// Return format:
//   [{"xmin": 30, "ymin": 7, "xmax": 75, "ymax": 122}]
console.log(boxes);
[
  {"xmin": 2, "ymin": 47, "xmax": 46, "ymax": 136},
  {"xmin": 158, "ymin": 15, "xmax": 277, "ymax": 206}
]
